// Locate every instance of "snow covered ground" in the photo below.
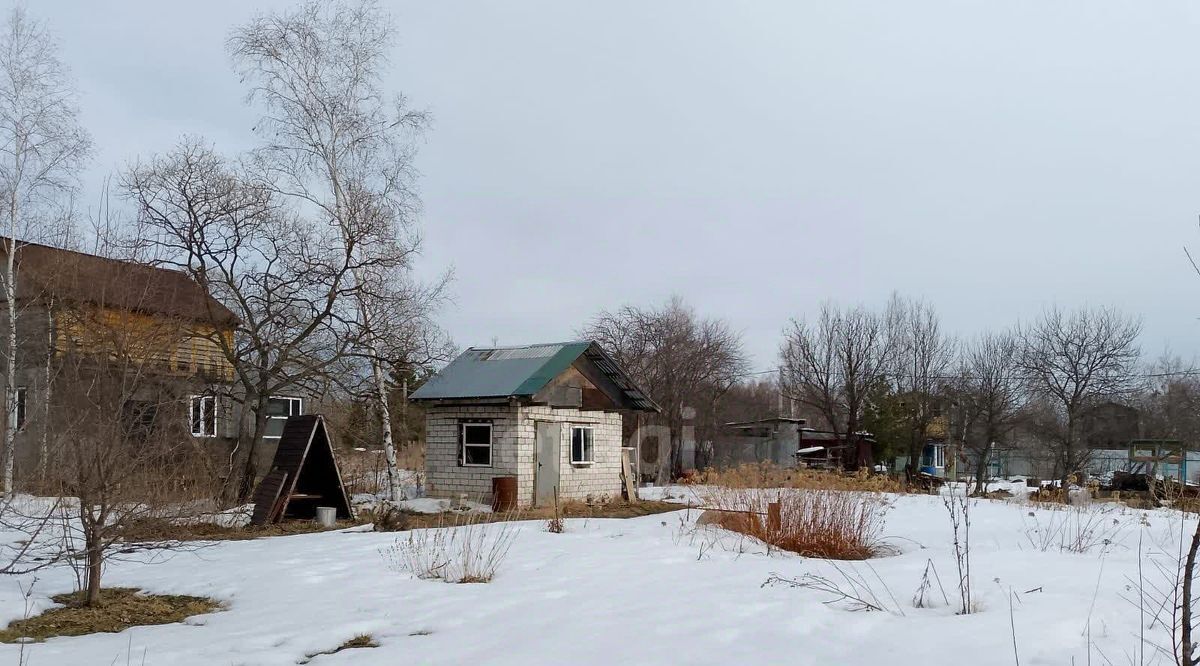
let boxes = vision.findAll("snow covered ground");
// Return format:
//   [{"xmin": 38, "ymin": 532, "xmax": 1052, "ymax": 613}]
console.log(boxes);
[{"xmin": 0, "ymin": 487, "xmax": 1192, "ymax": 665}]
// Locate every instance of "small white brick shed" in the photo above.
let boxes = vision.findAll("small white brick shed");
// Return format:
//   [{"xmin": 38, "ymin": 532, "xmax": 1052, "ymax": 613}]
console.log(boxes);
[{"xmin": 410, "ymin": 341, "xmax": 660, "ymax": 507}]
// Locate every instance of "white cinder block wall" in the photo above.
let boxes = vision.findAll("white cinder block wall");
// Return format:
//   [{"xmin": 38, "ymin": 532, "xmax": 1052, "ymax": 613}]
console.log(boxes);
[
  {"xmin": 425, "ymin": 405, "xmax": 521, "ymax": 503},
  {"xmin": 518, "ymin": 406, "xmax": 623, "ymax": 504},
  {"xmin": 424, "ymin": 403, "xmax": 623, "ymax": 506}
]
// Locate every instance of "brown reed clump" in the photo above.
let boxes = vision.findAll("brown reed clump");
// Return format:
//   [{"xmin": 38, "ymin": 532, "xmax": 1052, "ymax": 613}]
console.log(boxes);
[{"xmin": 702, "ymin": 486, "xmax": 889, "ymax": 560}]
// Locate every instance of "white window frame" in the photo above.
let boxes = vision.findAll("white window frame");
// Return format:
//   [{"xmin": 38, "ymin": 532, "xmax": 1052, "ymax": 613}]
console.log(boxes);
[
  {"xmin": 570, "ymin": 425, "xmax": 595, "ymax": 465},
  {"xmin": 189, "ymin": 395, "xmax": 217, "ymax": 437},
  {"xmin": 12, "ymin": 386, "xmax": 26, "ymax": 432},
  {"xmin": 263, "ymin": 396, "xmax": 303, "ymax": 439},
  {"xmin": 460, "ymin": 422, "xmax": 493, "ymax": 467}
]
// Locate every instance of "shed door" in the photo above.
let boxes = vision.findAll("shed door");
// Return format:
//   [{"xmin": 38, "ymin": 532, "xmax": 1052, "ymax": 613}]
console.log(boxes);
[{"xmin": 535, "ymin": 422, "xmax": 561, "ymax": 507}]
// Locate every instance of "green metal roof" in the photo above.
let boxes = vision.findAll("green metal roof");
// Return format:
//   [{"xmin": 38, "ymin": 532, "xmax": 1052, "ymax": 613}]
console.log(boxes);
[{"xmin": 410, "ymin": 340, "xmax": 659, "ymax": 412}]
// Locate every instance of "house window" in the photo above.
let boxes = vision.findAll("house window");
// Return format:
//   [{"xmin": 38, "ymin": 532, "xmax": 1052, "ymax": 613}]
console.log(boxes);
[
  {"xmin": 123, "ymin": 401, "xmax": 158, "ymax": 441},
  {"xmin": 571, "ymin": 426, "xmax": 594, "ymax": 464},
  {"xmin": 461, "ymin": 422, "xmax": 492, "ymax": 467},
  {"xmin": 263, "ymin": 397, "xmax": 303, "ymax": 438},
  {"xmin": 11, "ymin": 387, "xmax": 26, "ymax": 431},
  {"xmin": 190, "ymin": 395, "xmax": 217, "ymax": 437}
]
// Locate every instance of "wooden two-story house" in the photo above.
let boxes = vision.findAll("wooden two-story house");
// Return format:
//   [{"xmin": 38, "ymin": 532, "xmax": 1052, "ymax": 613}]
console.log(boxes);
[{"xmin": 0, "ymin": 240, "xmax": 255, "ymax": 483}]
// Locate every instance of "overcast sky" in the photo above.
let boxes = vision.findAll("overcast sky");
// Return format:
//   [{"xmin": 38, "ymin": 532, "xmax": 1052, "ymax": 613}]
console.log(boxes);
[{"xmin": 34, "ymin": 0, "xmax": 1200, "ymax": 371}]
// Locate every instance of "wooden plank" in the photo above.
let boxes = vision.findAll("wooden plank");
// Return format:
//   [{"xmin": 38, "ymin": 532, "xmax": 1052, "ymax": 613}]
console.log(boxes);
[
  {"xmin": 250, "ymin": 470, "xmax": 289, "ymax": 526},
  {"xmin": 621, "ymin": 448, "xmax": 637, "ymax": 503}
]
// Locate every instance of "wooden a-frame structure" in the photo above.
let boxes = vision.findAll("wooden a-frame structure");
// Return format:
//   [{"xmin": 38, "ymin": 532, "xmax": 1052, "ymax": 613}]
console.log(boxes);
[{"xmin": 251, "ymin": 415, "xmax": 354, "ymax": 525}]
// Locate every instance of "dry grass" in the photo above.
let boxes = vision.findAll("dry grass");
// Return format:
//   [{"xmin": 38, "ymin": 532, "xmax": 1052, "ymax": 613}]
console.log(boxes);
[
  {"xmin": 299, "ymin": 634, "xmax": 379, "ymax": 663},
  {"xmin": 365, "ymin": 499, "xmax": 680, "ymax": 532},
  {"xmin": 118, "ymin": 517, "xmax": 353, "ymax": 542},
  {"xmin": 694, "ymin": 463, "xmax": 906, "ymax": 494},
  {"xmin": 702, "ymin": 487, "xmax": 890, "ymax": 560},
  {"xmin": 0, "ymin": 588, "xmax": 222, "ymax": 643}
]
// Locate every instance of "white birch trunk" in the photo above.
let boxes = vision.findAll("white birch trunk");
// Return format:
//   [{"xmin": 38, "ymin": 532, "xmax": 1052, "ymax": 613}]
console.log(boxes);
[
  {"xmin": 371, "ymin": 349, "xmax": 403, "ymax": 503},
  {"xmin": 3, "ymin": 235, "xmax": 16, "ymax": 498},
  {"xmin": 40, "ymin": 301, "xmax": 50, "ymax": 482}
]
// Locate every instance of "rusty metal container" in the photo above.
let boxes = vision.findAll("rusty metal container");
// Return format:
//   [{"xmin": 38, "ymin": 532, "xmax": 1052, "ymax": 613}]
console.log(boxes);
[
  {"xmin": 492, "ymin": 476, "xmax": 518, "ymax": 512},
  {"xmin": 767, "ymin": 502, "xmax": 781, "ymax": 534}
]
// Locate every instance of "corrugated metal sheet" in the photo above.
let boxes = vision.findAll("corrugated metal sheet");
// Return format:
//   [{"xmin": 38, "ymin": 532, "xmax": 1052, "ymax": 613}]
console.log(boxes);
[
  {"xmin": 482, "ymin": 345, "xmax": 560, "ymax": 361},
  {"xmin": 410, "ymin": 340, "xmax": 660, "ymax": 412}
]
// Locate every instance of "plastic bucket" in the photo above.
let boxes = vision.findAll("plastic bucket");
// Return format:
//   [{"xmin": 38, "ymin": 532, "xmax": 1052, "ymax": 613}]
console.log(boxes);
[{"xmin": 315, "ymin": 506, "xmax": 337, "ymax": 527}]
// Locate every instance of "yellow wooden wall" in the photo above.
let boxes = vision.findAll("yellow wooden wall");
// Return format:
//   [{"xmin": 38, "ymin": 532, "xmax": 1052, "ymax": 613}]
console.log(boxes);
[{"xmin": 53, "ymin": 305, "xmax": 235, "ymax": 381}]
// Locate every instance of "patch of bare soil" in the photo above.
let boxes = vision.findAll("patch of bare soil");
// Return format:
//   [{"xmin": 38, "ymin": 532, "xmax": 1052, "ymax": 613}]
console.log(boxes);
[{"xmin": 0, "ymin": 587, "xmax": 222, "ymax": 643}]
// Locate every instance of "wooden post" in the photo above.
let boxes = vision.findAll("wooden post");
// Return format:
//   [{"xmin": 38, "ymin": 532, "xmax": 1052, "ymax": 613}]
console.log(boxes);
[
  {"xmin": 621, "ymin": 449, "xmax": 638, "ymax": 503},
  {"xmin": 767, "ymin": 501, "xmax": 781, "ymax": 534}
]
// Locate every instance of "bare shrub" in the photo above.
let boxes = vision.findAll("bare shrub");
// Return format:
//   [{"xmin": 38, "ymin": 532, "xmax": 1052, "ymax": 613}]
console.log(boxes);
[
  {"xmin": 382, "ymin": 513, "xmax": 519, "ymax": 583},
  {"xmin": 1022, "ymin": 503, "xmax": 1128, "ymax": 555},
  {"xmin": 704, "ymin": 487, "xmax": 889, "ymax": 559}
]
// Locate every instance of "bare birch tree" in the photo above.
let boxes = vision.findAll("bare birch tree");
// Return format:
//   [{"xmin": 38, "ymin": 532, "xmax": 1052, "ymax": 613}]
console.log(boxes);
[
  {"xmin": 780, "ymin": 302, "xmax": 890, "ymax": 469},
  {"xmin": 0, "ymin": 7, "xmax": 90, "ymax": 497},
  {"xmin": 227, "ymin": 0, "xmax": 441, "ymax": 503},
  {"xmin": 1018, "ymin": 306, "xmax": 1141, "ymax": 496}
]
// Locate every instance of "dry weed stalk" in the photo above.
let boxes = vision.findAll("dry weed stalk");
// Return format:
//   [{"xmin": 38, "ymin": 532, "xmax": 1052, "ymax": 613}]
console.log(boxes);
[
  {"xmin": 942, "ymin": 489, "xmax": 974, "ymax": 614},
  {"xmin": 912, "ymin": 558, "xmax": 951, "ymax": 609},
  {"xmin": 1122, "ymin": 515, "xmax": 1200, "ymax": 665},
  {"xmin": 546, "ymin": 489, "xmax": 564, "ymax": 534},
  {"xmin": 764, "ymin": 561, "xmax": 905, "ymax": 615},
  {"xmin": 1021, "ymin": 503, "xmax": 1127, "ymax": 555}
]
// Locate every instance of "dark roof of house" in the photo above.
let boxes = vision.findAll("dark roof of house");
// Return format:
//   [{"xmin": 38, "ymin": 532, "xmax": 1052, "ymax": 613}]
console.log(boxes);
[
  {"xmin": 410, "ymin": 340, "xmax": 660, "ymax": 412},
  {"xmin": 4, "ymin": 240, "xmax": 238, "ymax": 327}
]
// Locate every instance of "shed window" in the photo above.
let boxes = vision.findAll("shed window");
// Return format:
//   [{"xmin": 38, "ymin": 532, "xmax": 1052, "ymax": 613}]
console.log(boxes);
[
  {"xmin": 571, "ymin": 426, "xmax": 594, "ymax": 464},
  {"xmin": 190, "ymin": 395, "xmax": 217, "ymax": 437},
  {"xmin": 461, "ymin": 423, "xmax": 492, "ymax": 467}
]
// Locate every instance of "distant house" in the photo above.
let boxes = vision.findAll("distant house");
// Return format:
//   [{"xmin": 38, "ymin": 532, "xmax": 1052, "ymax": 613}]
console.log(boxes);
[
  {"xmin": 410, "ymin": 341, "xmax": 659, "ymax": 507},
  {"xmin": 716, "ymin": 419, "xmax": 875, "ymax": 471},
  {"xmin": 0, "ymin": 240, "xmax": 245, "ymax": 480},
  {"xmin": 718, "ymin": 418, "xmax": 807, "ymax": 468}
]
